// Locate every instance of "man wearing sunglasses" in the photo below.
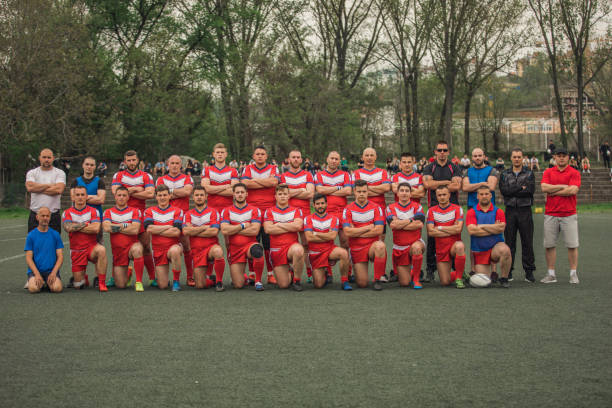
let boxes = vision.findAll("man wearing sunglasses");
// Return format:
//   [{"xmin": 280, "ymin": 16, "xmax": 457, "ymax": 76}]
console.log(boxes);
[{"xmin": 422, "ymin": 140, "xmax": 463, "ymax": 283}]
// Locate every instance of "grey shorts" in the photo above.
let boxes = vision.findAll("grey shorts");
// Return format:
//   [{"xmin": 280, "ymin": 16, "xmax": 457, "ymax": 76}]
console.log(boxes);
[{"xmin": 543, "ymin": 214, "xmax": 579, "ymax": 248}]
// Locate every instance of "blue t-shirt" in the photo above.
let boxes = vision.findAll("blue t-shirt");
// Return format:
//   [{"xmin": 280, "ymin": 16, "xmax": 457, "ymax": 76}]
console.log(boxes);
[{"xmin": 24, "ymin": 228, "xmax": 64, "ymax": 275}]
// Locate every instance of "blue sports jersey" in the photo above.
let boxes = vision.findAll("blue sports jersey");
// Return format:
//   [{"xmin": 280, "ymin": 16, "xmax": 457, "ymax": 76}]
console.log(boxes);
[
  {"xmin": 467, "ymin": 166, "xmax": 495, "ymax": 208},
  {"xmin": 24, "ymin": 228, "xmax": 64, "ymax": 275}
]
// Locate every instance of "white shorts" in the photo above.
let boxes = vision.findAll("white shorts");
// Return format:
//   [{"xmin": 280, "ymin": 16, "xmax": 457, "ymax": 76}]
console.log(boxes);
[{"xmin": 543, "ymin": 214, "xmax": 579, "ymax": 248}]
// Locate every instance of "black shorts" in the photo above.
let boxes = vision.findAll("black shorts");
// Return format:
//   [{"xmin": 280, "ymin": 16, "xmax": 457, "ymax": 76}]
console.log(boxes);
[{"xmin": 28, "ymin": 210, "xmax": 61, "ymax": 234}]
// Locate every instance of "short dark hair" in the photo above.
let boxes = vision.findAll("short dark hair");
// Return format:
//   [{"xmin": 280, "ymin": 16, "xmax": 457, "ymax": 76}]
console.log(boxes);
[
  {"xmin": 193, "ymin": 185, "xmax": 206, "ymax": 193},
  {"xmin": 436, "ymin": 185, "xmax": 449, "ymax": 192},
  {"xmin": 115, "ymin": 186, "xmax": 128, "ymax": 194},
  {"xmin": 124, "ymin": 150, "xmax": 138, "ymax": 158},
  {"xmin": 397, "ymin": 182, "xmax": 412, "ymax": 191},
  {"xmin": 313, "ymin": 193, "xmax": 327, "ymax": 203},
  {"xmin": 435, "ymin": 140, "xmax": 448, "ymax": 148},
  {"xmin": 155, "ymin": 184, "xmax": 169, "ymax": 194},
  {"xmin": 73, "ymin": 185, "xmax": 87, "ymax": 193},
  {"xmin": 511, "ymin": 147, "xmax": 523, "ymax": 155},
  {"xmin": 400, "ymin": 152, "xmax": 414, "ymax": 160},
  {"xmin": 254, "ymin": 145, "xmax": 267, "ymax": 152},
  {"xmin": 232, "ymin": 182, "xmax": 247, "ymax": 192},
  {"xmin": 276, "ymin": 183, "xmax": 289, "ymax": 192},
  {"xmin": 477, "ymin": 185, "xmax": 491, "ymax": 193},
  {"xmin": 82, "ymin": 156, "xmax": 96, "ymax": 164},
  {"xmin": 354, "ymin": 179, "xmax": 368, "ymax": 188}
]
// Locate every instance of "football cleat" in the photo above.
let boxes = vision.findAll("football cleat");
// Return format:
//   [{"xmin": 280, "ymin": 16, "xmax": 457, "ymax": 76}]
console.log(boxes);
[
  {"xmin": 187, "ymin": 278, "xmax": 196, "ymax": 287},
  {"xmin": 342, "ymin": 281, "xmax": 353, "ymax": 291},
  {"xmin": 255, "ymin": 282, "xmax": 264, "ymax": 291},
  {"xmin": 135, "ymin": 282, "xmax": 144, "ymax": 292},
  {"xmin": 172, "ymin": 280, "xmax": 181, "ymax": 292}
]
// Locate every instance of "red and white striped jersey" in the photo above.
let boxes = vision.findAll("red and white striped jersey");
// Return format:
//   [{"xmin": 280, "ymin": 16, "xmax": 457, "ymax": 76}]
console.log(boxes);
[
  {"xmin": 156, "ymin": 173, "xmax": 193, "ymax": 212},
  {"xmin": 103, "ymin": 206, "xmax": 141, "ymax": 249},
  {"xmin": 264, "ymin": 206, "xmax": 303, "ymax": 248}
]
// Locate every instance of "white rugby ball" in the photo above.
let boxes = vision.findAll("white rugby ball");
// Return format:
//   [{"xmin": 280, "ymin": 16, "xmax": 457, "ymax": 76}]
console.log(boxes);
[{"xmin": 469, "ymin": 273, "xmax": 492, "ymax": 288}]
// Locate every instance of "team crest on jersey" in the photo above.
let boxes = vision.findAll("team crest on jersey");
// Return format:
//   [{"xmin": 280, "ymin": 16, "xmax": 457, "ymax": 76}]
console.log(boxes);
[
  {"xmin": 209, "ymin": 171, "xmax": 232, "ymax": 183},
  {"xmin": 285, "ymin": 174, "xmax": 308, "ymax": 185},
  {"xmin": 229, "ymin": 209, "xmax": 253, "ymax": 223},
  {"xmin": 151, "ymin": 210, "xmax": 175, "ymax": 223},
  {"xmin": 162, "ymin": 178, "xmax": 186, "ymax": 189},
  {"xmin": 351, "ymin": 209, "xmax": 375, "ymax": 223},
  {"xmin": 190, "ymin": 212, "xmax": 212, "ymax": 226},
  {"xmin": 273, "ymin": 210, "xmax": 296, "ymax": 223},
  {"xmin": 67, "ymin": 211, "xmax": 92, "ymax": 224},
  {"xmin": 358, "ymin": 171, "xmax": 383, "ymax": 183},
  {"xmin": 395, "ymin": 208, "xmax": 415, "ymax": 220},
  {"xmin": 312, "ymin": 218, "xmax": 332, "ymax": 230},
  {"xmin": 110, "ymin": 212, "xmax": 134, "ymax": 223},
  {"xmin": 251, "ymin": 168, "xmax": 272, "ymax": 179},
  {"xmin": 432, "ymin": 210, "xmax": 456, "ymax": 224},
  {"xmin": 321, "ymin": 174, "xmax": 345, "ymax": 186},
  {"xmin": 120, "ymin": 174, "xmax": 144, "ymax": 186}
]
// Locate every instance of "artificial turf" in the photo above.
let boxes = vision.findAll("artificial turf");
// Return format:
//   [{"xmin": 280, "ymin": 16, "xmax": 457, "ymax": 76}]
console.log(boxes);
[{"xmin": 1, "ymin": 214, "xmax": 611, "ymax": 407}]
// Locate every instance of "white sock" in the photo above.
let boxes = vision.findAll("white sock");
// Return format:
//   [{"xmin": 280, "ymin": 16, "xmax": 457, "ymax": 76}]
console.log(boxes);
[
  {"xmin": 548, "ymin": 269, "xmax": 556, "ymax": 277},
  {"xmin": 570, "ymin": 269, "xmax": 577, "ymax": 276}
]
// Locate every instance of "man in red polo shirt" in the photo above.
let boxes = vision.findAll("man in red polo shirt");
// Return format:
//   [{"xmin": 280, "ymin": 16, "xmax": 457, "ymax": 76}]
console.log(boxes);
[{"xmin": 540, "ymin": 147, "xmax": 581, "ymax": 284}]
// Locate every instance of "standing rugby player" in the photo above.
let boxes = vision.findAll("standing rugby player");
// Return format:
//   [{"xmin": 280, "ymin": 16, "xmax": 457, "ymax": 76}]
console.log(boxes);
[
  {"xmin": 220, "ymin": 183, "xmax": 265, "ymax": 290},
  {"xmin": 70, "ymin": 156, "xmax": 106, "ymax": 242},
  {"xmin": 315, "ymin": 151, "xmax": 352, "ymax": 281},
  {"xmin": 156, "ymin": 155, "xmax": 195, "ymax": 286},
  {"xmin": 62, "ymin": 186, "xmax": 108, "ymax": 291},
  {"xmin": 304, "ymin": 194, "xmax": 351, "ymax": 290},
  {"xmin": 241, "ymin": 146, "xmax": 279, "ymax": 284},
  {"xmin": 426, "ymin": 186, "xmax": 466, "ymax": 288},
  {"xmin": 143, "ymin": 185, "xmax": 184, "ymax": 291},
  {"xmin": 202, "ymin": 143, "xmax": 239, "ymax": 213},
  {"xmin": 342, "ymin": 180, "xmax": 387, "ymax": 290},
  {"xmin": 263, "ymin": 184, "xmax": 305, "ymax": 291},
  {"xmin": 183, "ymin": 186, "xmax": 226, "ymax": 291},
  {"xmin": 386, "ymin": 183, "xmax": 425, "ymax": 289},
  {"xmin": 103, "ymin": 187, "xmax": 145, "ymax": 291},
  {"xmin": 111, "ymin": 150, "xmax": 156, "ymax": 285}
]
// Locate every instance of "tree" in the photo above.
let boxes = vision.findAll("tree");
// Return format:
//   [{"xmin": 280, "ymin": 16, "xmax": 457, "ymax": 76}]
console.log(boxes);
[
  {"xmin": 459, "ymin": 0, "xmax": 525, "ymax": 154},
  {"xmin": 429, "ymin": 0, "xmax": 492, "ymax": 147},
  {"xmin": 557, "ymin": 0, "xmax": 611, "ymax": 156},
  {"xmin": 379, "ymin": 0, "xmax": 436, "ymax": 156}
]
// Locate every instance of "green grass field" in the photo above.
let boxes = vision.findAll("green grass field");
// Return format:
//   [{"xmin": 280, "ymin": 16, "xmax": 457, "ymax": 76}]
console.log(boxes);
[{"xmin": 1, "ymin": 214, "xmax": 611, "ymax": 407}]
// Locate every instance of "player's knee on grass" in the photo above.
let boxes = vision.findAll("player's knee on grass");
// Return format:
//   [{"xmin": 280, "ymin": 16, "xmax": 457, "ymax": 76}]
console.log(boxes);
[
  {"xmin": 195, "ymin": 268, "xmax": 208, "ymax": 289},
  {"xmin": 28, "ymin": 277, "xmax": 42, "ymax": 293},
  {"xmin": 397, "ymin": 266, "xmax": 411, "ymax": 287},
  {"xmin": 249, "ymin": 244, "xmax": 264, "ymax": 259},
  {"xmin": 313, "ymin": 269, "xmax": 326, "ymax": 289},
  {"xmin": 49, "ymin": 278, "xmax": 63, "ymax": 293}
]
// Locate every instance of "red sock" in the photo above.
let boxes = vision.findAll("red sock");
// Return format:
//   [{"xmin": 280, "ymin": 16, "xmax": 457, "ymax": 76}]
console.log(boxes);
[
  {"xmin": 264, "ymin": 250, "xmax": 273, "ymax": 273},
  {"xmin": 144, "ymin": 254, "xmax": 155, "ymax": 280},
  {"xmin": 184, "ymin": 250, "xmax": 194, "ymax": 280},
  {"xmin": 172, "ymin": 269, "xmax": 181, "ymax": 282},
  {"xmin": 205, "ymin": 278, "xmax": 214, "ymax": 288},
  {"xmin": 248, "ymin": 257, "xmax": 253, "ymax": 272},
  {"xmin": 348, "ymin": 263, "xmax": 353, "ymax": 278},
  {"xmin": 327, "ymin": 267, "xmax": 332, "ymax": 277},
  {"xmin": 97, "ymin": 273, "xmax": 106, "ymax": 288},
  {"xmin": 451, "ymin": 270, "xmax": 457, "ymax": 281},
  {"xmin": 373, "ymin": 256, "xmax": 387, "ymax": 281},
  {"xmin": 214, "ymin": 257, "xmax": 225, "ymax": 282},
  {"xmin": 455, "ymin": 255, "xmax": 466, "ymax": 279},
  {"xmin": 253, "ymin": 257, "xmax": 264, "ymax": 283},
  {"xmin": 341, "ymin": 276, "xmax": 348, "ymax": 283},
  {"xmin": 306, "ymin": 267, "xmax": 313, "ymax": 278},
  {"xmin": 411, "ymin": 254, "xmax": 423, "ymax": 285},
  {"xmin": 133, "ymin": 257, "xmax": 144, "ymax": 283},
  {"xmin": 85, "ymin": 274, "xmax": 89, "ymax": 287},
  {"xmin": 127, "ymin": 266, "xmax": 133, "ymax": 280}
]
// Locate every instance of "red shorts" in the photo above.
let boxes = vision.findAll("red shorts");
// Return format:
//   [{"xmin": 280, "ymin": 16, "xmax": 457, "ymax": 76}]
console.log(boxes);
[
  {"xmin": 192, "ymin": 245, "xmax": 214, "ymax": 268},
  {"xmin": 70, "ymin": 245, "xmax": 96, "ymax": 272},
  {"xmin": 436, "ymin": 238, "xmax": 460, "ymax": 263},
  {"xmin": 153, "ymin": 246, "xmax": 174, "ymax": 266},
  {"xmin": 228, "ymin": 242, "xmax": 257, "ymax": 265},
  {"xmin": 349, "ymin": 242, "xmax": 378, "ymax": 264},
  {"xmin": 472, "ymin": 250, "xmax": 493, "ymax": 265},
  {"xmin": 270, "ymin": 244, "xmax": 298, "ymax": 268},
  {"xmin": 392, "ymin": 246, "xmax": 412, "ymax": 267},
  {"xmin": 309, "ymin": 246, "xmax": 337, "ymax": 270},
  {"xmin": 111, "ymin": 243, "xmax": 137, "ymax": 266}
]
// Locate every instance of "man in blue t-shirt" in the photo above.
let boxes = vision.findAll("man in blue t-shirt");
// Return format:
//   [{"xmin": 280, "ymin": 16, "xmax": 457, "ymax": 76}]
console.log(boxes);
[{"xmin": 25, "ymin": 207, "xmax": 64, "ymax": 293}]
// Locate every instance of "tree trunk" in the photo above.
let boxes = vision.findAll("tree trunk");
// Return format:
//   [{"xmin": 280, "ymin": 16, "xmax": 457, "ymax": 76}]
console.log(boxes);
[
  {"xmin": 549, "ymin": 63, "xmax": 568, "ymax": 148},
  {"xmin": 464, "ymin": 89, "xmax": 474, "ymax": 155},
  {"xmin": 403, "ymin": 74, "xmax": 412, "ymax": 153},
  {"xmin": 576, "ymin": 62, "xmax": 585, "ymax": 157},
  {"xmin": 439, "ymin": 73, "xmax": 456, "ymax": 148},
  {"xmin": 411, "ymin": 71, "xmax": 419, "ymax": 156},
  {"xmin": 237, "ymin": 83, "xmax": 251, "ymax": 156}
]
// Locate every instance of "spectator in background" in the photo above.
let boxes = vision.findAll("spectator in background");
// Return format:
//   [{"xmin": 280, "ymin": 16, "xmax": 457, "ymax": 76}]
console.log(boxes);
[
  {"xmin": 499, "ymin": 148, "xmax": 536, "ymax": 282},
  {"xmin": 96, "ymin": 161, "xmax": 107, "ymax": 177},
  {"xmin": 546, "ymin": 140, "xmax": 556, "ymax": 161},
  {"xmin": 549, "ymin": 156, "xmax": 556, "ymax": 168},
  {"xmin": 451, "ymin": 155, "xmax": 460, "ymax": 166},
  {"xmin": 418, "ymin": 157, "xmax": 427, "ymax": 173},
  {"xmin": 569, "ymin": 156, "xmax": 579, "ymax": 170},
  {"xmin": 281, "ymin": 158, "xmax": 290, "ymax": 173},
  {"xmin": 523, "ymin": 155, "xmax": 531, "ymax": 168},
  {"xmin": 357, "ymin": 158, "xmax": 364, "ymax": 169},
  {"xmin": 192, "ymin": 160, "xmax": 201, "ymax": 176},
  {"xmin": 313, "ymin": 161, "xmax": 321, "ymax": 174},
  {"xmin": 599, "ymin": 141, "xmax": 611, "ymax": 169},
  {"xmin": 186, "ymin": 159, "xmax": 194, "ymax": 176},
  {"xmin": 340, "ymin": 156, "xmax": 349, "ymax": 171},
  {"xmin": 460, "ymin": 154, "xmax": 470, "ymax": 171},
  {"xmin": 154, "ymin": 160, "xmax": 163, "ymax": 176},
  {"xmin": 229, "ymin": 159, "xmax": 238, "ymax": 169},
  {"xmin": 581, "ymin": 155, "xmax": 591, "ymax": 174},
  {"xmin": 138, "ymin": 159, "xmax": 145, "ymax": 171},
  {"xmin": 495, "ymin": 157, "xmax": 505, "ymax": 171},
  {"xmin": 530, "ymin": 156, "xmax": 540, "ymax": 171},
  {"xmin": 144, "ymin": 162, "xmax": 152, "ymax": 174}
]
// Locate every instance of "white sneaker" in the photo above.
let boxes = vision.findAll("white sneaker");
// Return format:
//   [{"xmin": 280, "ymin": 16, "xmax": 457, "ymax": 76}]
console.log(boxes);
[
  {"xmin": 23, "ymin": 280, "xmax": 29, "ymax": 289},
  {"xmin": 569, "ymin": 274, "xmax": 580, "ymax": 284},
  {"xmin": 540, "ymin": 275, "xmax": 557, "ymax": 283}
]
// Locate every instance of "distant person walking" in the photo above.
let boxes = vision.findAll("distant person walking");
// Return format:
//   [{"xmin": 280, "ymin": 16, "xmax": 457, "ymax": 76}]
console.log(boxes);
[
  {"xmin": 540, "ymin": 147, "xmax": 581, "ymax": 284},
  {"xmin": 600, "ymin": 141, "xmax": 611, "ymax": 169},
  {"xmin": 499, "ymin": 148, "xmax": 536, "ymax": 282}
]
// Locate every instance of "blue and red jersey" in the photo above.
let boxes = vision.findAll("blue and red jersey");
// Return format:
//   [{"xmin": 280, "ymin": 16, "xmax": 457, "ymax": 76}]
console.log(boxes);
[
  {"xmin": 62, "ymin": 205, "xmax": 100, "ymax": 250},
  {"xmin": 466, "ymin": 204, "xmax": 505, "ymax": 252},
  {"xmin": 314, "ymin": 169, "xmax": 351, "ymax": 215},
  {"xmin": 203, "ymin": 165, "xmax": 239, "ymax": 210},
  {"xmin": 156, "ymin": 173, "xmax": 193, "ymax": 212},
  {"xmin": 303, "ymin": 212, "xmax": 339, "ymax": 253},
  {"xmin": 112, "ymin": 170, "xmax": 154, "ymax": 211},
  {"xmin": 183, "ymin": 206, "xmax": 220, "ymax": 249},
  {"xmin": 103, "ymin": 206, "xmax": 141, "ymax": 248},
  {"xmin": 264, "ymin": 205, "xmax": 303, "ymax": 248},
  {"xmin": 342, "ymin": 201, "xmax": 385, "ymax": 248},
  {"xmin": 144, "ymin": 205, "xmax": 183, "ymax": 249}
]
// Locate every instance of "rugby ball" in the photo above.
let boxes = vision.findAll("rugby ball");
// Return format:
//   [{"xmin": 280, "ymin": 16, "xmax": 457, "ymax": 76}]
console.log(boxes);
[{"xmin": 469, "ymin": 273, "xmax": 492, "ymax": 288}]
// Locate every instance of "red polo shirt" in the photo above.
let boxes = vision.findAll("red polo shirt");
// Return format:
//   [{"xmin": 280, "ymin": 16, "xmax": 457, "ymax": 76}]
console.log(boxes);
[{"xmin": 541, "ymin": 166, "xmax": 581, "ymax": 217}]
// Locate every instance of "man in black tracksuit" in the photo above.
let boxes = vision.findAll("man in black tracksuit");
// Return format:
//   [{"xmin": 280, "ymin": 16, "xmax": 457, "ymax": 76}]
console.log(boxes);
[{"xmin": 499, "ymin": 147, "xmax": 536, "ymax": 282}]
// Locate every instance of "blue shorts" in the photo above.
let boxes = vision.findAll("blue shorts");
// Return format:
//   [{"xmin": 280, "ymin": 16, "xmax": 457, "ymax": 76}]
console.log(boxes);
[{"xmin": 27, "ymin": 270, "xmax": 61, "ymax": 281}]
